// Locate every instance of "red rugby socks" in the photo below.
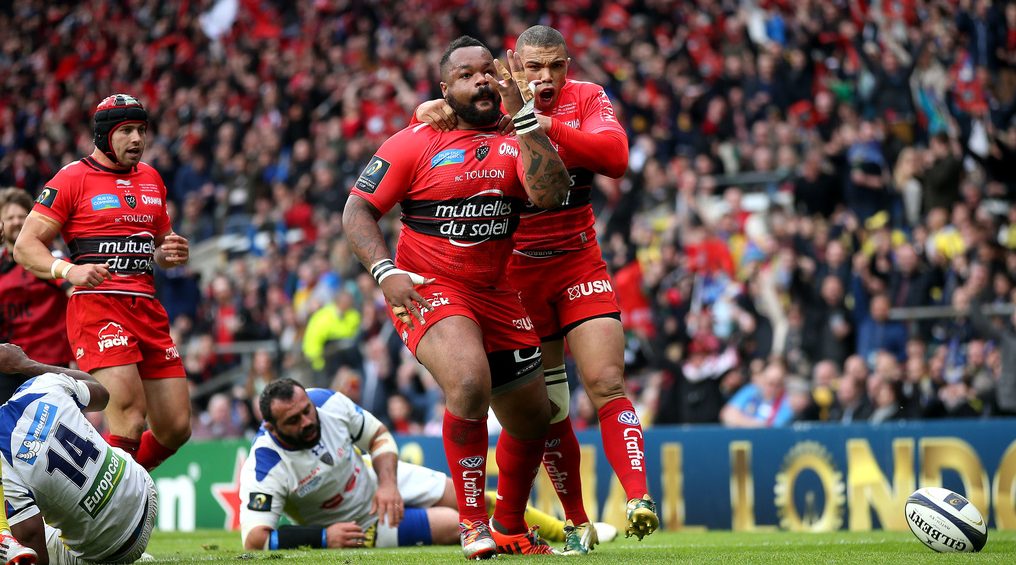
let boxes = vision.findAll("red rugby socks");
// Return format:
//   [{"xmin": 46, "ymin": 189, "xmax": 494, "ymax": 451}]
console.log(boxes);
[
  {"xmin": 542, "ymin": 418, "xmax": 590, "ymax": 524},
  {"xmin": 598, "ymin": 398, "xmax": 649, "ymax": 500},
  {"xmin": 443, "ymin": 411, "xmax": 490, "ymax": 523}
]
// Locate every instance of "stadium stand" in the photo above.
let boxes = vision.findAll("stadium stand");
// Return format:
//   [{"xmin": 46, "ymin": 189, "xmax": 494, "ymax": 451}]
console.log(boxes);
[{"xmin": 2, "ymin": 0, "xmax": 1015, "ymax": 434}]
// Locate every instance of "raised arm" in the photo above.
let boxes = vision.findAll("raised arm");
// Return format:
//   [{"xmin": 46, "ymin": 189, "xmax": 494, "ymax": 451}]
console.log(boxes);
[{"xmin": 487, "ymin": 51, "xmax": 569, "ymax": 209}]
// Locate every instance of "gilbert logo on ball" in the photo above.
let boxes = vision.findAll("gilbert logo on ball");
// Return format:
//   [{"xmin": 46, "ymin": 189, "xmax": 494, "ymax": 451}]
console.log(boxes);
[{"xmin": 904, "ymin": 487, "xmax": 987, "ymax": 552}]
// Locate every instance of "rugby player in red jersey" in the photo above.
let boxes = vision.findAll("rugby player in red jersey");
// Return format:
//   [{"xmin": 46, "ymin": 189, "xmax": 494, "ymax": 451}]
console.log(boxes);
[
  {"xmin": 343, "ymin": 36, "xmax": 570, "ymax": 559},
  {"xmin": 415, "ymin": 26, "xmax": 658, "ymax": 551},
  {"xmin": 14, "ymin": 94, "xmax": 191, "ymax": 471}
]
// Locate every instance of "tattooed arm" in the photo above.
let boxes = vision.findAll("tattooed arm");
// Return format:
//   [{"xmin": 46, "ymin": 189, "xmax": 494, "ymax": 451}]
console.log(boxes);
[
  {"xmin": 342, "ymin": 195, "xmax": 390, "ymax": 270},
  {"xmin": 486, "ymin": 50, "xmax": 569, "ymax": 209},
  {"xmin": 342, "ymin": 195, "xmax": 431, "ymax": 326},
  {"xmin": 517, "ymin": 128, "xmax": 569, "ymax": 209}
]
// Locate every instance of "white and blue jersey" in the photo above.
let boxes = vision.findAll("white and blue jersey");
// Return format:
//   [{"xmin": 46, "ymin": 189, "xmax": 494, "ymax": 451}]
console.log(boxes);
[
  {"xmin": 238, "ymin": 389, "xmax": 445, "ymax": 547},
  {"xmin": 0, "ymin": 373, "xmax": 153, "ymax": 561}
]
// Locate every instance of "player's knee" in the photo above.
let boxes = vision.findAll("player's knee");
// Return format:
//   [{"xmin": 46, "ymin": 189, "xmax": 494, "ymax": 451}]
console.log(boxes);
[
  {"xmin": 118, "ymin": 408, "xmax": 148, "ymax": 437},
  {"xmin": 583, "ymin": 366, "xmax": 626, "ymax": 405},
  {"xmin": 444, "ymin": 376, "xmax": 490, "ymax": 419},
  {"xmin": 152, "ymin": 413, "xmax": 192, "ymax": 448},
  {"xmin": 167, "ymin": 421, "xmax": 192, "ymax": 448}
]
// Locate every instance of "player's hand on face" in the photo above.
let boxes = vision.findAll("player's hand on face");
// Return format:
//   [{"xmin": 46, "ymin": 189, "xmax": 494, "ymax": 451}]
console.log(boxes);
[
  {"xmin": 487, "ymin": 49, "xmax": 530, "ymax": 117},
  {"xmin": 371, "ymin": 483, "xmax": 404, "ymax": 527},
  {"xmin": 380, "ymin": 274, "xmax": 433, "ymax": 329},
  {"xmin": 0, "ymin": 343, "xmax": 30, "ymax": 373},
  {"xmin": 324, "ymin": 522, "xmax": 366, "ymax": 549},
  {"xmin": 160, "ymin": 233, "xmax": 190, "ymax": 266},
  {"xmin": 417, "ymin": 99, "xmax": 458, "ymax": 132},
  {"xmin": 66, "ymin": 263, "xmax": 112, "ymax": 288}
]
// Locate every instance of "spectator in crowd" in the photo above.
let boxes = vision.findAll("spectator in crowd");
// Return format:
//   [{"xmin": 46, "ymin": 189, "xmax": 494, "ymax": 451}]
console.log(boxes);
[
  {"xmin": 1, "ymin": 188, "xmax": 72, "ymax": 403},
  {"xmin": 969, "ymin": 290, "xmax": 1016, "ymax": 415},
  {"xmin": 192, "ymin": 392, "xmax": 250, "ymax": 440},
  {"xmin": 720, "ymin": 360, "xmax": 795, "ymax": 428},
  {"xmin": 302, "ymin": 288, "xmax": 362, "ymax": 382},
  {"xmin": 828, "ymin": 374, "xmax": 873, "ymax": 424},
  {"xmin": 798, "ymin": 360, "xmax": 840, "ymax": 422}
]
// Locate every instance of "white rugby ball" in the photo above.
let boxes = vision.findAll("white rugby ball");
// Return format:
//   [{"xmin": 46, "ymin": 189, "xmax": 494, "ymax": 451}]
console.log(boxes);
[{"xmin": 904, "ymin": 487, "xmax": 987, "ymax": 553}]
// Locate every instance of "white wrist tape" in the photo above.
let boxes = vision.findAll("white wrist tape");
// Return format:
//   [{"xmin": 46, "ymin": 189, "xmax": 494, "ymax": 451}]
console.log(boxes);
[
  {"xmin": 512, "ymin": 99, "xmax": 540, "ymax": 136},
  {"xmin": 50, "ymin": 259, "xmax": 73, "ymax": 279},
  {"xmin": 370, "ymin": 431, "xmax": 399, "ymax": 458},
  {"xmin": 370, "ymin": 258, "xmax": 430, "ymax": 285}
]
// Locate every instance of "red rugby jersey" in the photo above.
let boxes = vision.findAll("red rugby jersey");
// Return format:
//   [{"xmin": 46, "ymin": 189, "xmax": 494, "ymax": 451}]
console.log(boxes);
[
  {"xmin": 513, "ymin": 79, "xmax": 628, "ymax": 254},
  {"xmin": 350, "ymin": 124, "xmax": 528, "ymax": 288},
  {"xmin": 32, "ymin": 156, "xmax": 172, "ymax": 297},
  {"xmin": 0, "ymin": 249, "xmax": 71, "ymax": 364}
]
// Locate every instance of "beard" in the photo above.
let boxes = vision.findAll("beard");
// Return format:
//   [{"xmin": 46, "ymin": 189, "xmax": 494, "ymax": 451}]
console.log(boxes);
[
  {"xmin": 274, "ymin": 422, "xmax": 321, "ymax": 450},
  {"xmin": 447, "ymin": 86, "xmax": 501, "ymax": 127}
]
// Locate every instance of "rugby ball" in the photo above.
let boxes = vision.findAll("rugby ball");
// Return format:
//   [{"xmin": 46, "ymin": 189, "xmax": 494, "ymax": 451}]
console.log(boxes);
[{"xmin": 904, "ymin": 487, "xmax": 987, "ymax": 553}]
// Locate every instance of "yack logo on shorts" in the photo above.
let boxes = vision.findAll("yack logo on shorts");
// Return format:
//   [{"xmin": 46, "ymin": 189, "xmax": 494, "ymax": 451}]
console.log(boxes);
[
  {"xmin": 16, "ymin": 402, "xmax": 58, "ymax": 465},
  {"xmin": 97, "ymin": 322, "xmax": 129, "ymax": 353},
  {"xmin": 458, "ymin": 456, "xmax": 484, "ymax": 469},
  {"xmin": 618, "ymin": 410, "xmax": 640, "ymax": 426}
]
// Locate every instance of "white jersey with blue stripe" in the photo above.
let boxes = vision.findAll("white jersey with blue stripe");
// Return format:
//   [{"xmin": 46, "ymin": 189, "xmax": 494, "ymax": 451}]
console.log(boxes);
[
  {"xmin": 0, "ymin": 373, "xmax": 150, "ymax": 560},
  {"xmin": 239, "ymin": 389, "xmax": 379, "ymax": 541}
]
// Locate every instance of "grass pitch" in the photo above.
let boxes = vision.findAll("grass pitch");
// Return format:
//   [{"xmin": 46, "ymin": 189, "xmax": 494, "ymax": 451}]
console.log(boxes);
[{"xmin": 146, "ymin": 529, "xmax": 1016, "ymax": 564}]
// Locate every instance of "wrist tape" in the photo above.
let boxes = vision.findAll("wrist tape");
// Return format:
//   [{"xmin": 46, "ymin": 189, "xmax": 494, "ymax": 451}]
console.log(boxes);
[
  {"xmin": 369, "ymin": 259, "xmax": 430, "ymax": 285},
  {"xmin": 269, "ymin": 526, "xmax": 328, "ymax": 550},
  {"xmin": 512, "ymin": 99, "xmax": 539, "ymax": 136},
  {"xmin": 50, "ymin": 259, "xmax": 73, "ymax": 279}
]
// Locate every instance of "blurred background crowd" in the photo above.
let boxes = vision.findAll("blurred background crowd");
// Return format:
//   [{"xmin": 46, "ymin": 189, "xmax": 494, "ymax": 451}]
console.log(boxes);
[{"xmin": 2, "ymin": 0, "xmax": 1016, "ymax": 439}]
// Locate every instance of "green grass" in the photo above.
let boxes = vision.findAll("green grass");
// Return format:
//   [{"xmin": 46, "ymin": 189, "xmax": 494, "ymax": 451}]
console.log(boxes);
[{"xmin": 146, "ymin": 530, "xmax": 1016, "ymax": 564}]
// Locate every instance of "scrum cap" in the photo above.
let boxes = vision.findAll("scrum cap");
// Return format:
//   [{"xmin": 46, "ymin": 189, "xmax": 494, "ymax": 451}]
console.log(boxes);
[{"xmin": 93, "ymin": 94, "xmax": 148, "ymax": 163}]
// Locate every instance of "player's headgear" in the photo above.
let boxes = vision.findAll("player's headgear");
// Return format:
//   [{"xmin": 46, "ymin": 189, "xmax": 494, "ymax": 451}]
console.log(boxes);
[{"xmin": 93, "ymin": 94, "xmax": 148, "ymax": 164}]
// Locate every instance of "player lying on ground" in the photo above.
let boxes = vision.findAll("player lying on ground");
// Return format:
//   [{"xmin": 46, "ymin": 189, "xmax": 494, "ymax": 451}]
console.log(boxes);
[
  {"xmin": 238, "ymin": 378, "xmax": 616, "ymax": 551},
  {"xmin": 0, "ymin": 343, "xmax": 157, "ymax": 565}
]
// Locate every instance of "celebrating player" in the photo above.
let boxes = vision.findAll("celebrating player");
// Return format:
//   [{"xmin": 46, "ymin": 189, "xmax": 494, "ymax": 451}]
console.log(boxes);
[
  {"xmin": 13, "ymin": 94, "xmax": 191, "ymax": 471},
  {"xmin": 342, "ymin": 37, "xmax": 570, "ymax": 558},
  {"xmin": 415, "ymin": 25, "xmax": 657, "ymax": 549},
  {"xmin": 0, "ymin": 343, "xmax": 157, "ymax": 565}
]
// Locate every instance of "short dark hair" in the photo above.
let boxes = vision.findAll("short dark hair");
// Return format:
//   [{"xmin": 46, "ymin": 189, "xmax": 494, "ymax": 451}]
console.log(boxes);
[
  {"xmin": 259, "ymin": 377, "xmax": 305, "ymax": 425},
  {"xmin": 516, "ymin": 25, "xmax": 567, "ymax": 53},
  {"xmin": 439, "ymin": 35, "xmax": 489, "ymax": 79},
  {"xmin": 0, "ymin": 187, "xmax": 33, "ymax": 213}
]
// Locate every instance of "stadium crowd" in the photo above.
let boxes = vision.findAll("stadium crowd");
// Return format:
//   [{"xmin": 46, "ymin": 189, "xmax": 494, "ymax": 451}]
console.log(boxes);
[{"xmin": 2, "ymin": 0, "xmax": 1016, "ymax": 437}]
